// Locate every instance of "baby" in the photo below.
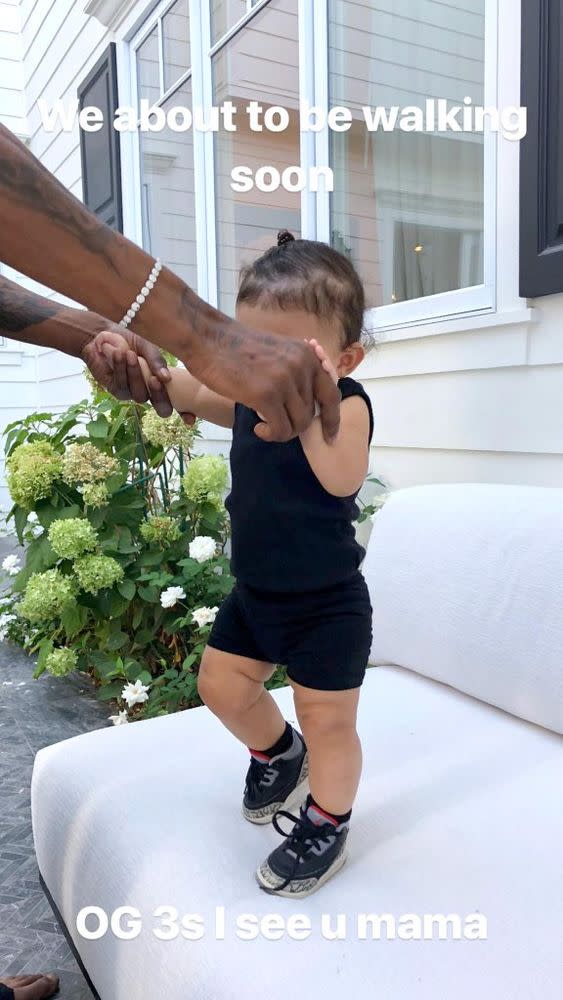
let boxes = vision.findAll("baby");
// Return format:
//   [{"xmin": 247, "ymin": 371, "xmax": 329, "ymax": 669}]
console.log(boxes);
[{"xmin": 96, "ymin": 231, "xmax": 374, "ymax": 898}]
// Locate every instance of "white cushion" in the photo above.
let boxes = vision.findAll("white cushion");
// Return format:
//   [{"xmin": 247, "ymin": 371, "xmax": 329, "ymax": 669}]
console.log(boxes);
[
  {"xmin": 32, "ymin": 670, "xmax": 563, "ymax": 1000},
  {"xmin": 364, "ymin": 484, "xmax": 563, "ymax": 734}
]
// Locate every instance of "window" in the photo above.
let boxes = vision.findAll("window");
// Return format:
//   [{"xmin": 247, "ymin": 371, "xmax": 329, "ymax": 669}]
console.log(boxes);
[
  {"xmin": 211, "ymin": 0, "xmax": 263, "ymax": 45},
  {"xmin": 132, "ymin": 1, "xmax": 196, "ymax": 288},
  {"xmin": 127, "ymin": 0, "xmax": 497, "ymax": 328},
  {"xmin": 327, "ymin": 0, "xmax": 493, "ymax": 328},
  {"xmin": 211, "ymin": 0, "xmax": 300, "ymax": 315}
]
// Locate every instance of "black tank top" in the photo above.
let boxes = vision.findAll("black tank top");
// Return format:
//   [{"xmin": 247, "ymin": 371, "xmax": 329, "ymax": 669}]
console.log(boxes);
[{"xmin": 224, "ymin": 376, "xmax": 374, "ymax": 592}]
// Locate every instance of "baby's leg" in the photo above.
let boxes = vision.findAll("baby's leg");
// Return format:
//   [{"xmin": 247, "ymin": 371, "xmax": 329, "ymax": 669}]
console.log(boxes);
[
  {"xmin": 198, "ymin": 646, "xmax": 284, "ymax": 749},
  {"xmin": 291, "ymin": 681, "xmax": 361, "ymax": 815},
  {"xmin": 199, "ymin": 647, "xmax": 310, "ymax": 823}
]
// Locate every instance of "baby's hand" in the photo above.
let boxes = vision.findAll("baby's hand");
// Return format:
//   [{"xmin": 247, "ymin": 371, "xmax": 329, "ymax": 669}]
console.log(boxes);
[
  {"xmin": 93, "ymin": 329, "xmax": 131, "ymax": 362},
  {"xmin": 257, "ymin": 338, "xmax": 338, "ymax": 424},
  {"xmin": 93, "ymin": 329, "xmax": 151, "ymax": 386},
  {"xmin": 305, "ymin": 338, "xmax": 339, "ymax": 386}
]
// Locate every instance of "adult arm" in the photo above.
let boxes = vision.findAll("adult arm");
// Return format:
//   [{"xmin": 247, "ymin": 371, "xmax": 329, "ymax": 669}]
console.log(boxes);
[
  {"xmin": 0, "ymin": 125, "xmax": 340, "ymax": 443},
  {"xmin": 0, "ymin": 274, "xmax": 175, "ymax": 415}
]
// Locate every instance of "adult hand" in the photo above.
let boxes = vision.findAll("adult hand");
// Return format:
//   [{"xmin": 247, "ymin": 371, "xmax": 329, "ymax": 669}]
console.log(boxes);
[
  {"xmin": 191, "ymin": 320, "xmax": 341, "ymax": 443},
  {"xmin": 0, "ymin": 973, "xmax": 59, "ymax": 999},
  {"xmin": 83, "ymin": 324, "xmax": 195, "ymax": 425}
]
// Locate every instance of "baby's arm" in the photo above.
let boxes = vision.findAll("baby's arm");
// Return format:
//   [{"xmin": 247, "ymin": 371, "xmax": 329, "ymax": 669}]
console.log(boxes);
[
  {"xmin": 300, "ymin": 340, "xmax": 370, "ymax": 497},
  {"xmin": 94, "ymin": 331, "xmax": 235, "ymax": 428}
]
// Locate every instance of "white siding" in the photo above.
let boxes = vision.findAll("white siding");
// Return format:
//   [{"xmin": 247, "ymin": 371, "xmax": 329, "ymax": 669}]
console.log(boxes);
[{"xmin": 0, "ymin": 0, "xmax": 26, "ymax": 137}]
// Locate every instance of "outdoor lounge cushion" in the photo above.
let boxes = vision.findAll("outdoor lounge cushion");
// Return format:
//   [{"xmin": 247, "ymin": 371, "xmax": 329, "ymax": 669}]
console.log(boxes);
[
  {"xmin": 32, "ymin": 665, "xmax": 563, "ymax": 1000},
  {"xmin": 365, "ymin": 484, "xmax": 563, "ymax": 735}
]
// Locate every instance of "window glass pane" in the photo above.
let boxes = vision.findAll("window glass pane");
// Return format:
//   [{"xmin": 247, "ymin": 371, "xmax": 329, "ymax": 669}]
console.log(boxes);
[
  {"xmin": 139, "ymin": 80, "xmax": 197, "ymax": 289},
  {"xmin": 212, "ymin": 0, "xmax": 300, "ymax": 315},
  {"xmin": 163, "ymin": 0, "xmax": 190, "ymax": 92},
  {"xmin": 136, "ymin": 25, "xmax": 161, "ymax": 106},
  {"xmin": 211, "ymin": 0, "xmax": 247, "ymax": 45},
  {"xmin": 328, "ymin": 0, "xmax": 485, "ymax": 309}
]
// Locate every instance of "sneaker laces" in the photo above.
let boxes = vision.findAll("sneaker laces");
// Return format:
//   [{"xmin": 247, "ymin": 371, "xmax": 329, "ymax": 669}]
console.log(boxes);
[
  {"xmin": 246, "ymin": 755, "xmax": 278, "ymax": 798},
  {"xmin": 270, "ymin": 809, "xmax": 337, "ymax": 889}
]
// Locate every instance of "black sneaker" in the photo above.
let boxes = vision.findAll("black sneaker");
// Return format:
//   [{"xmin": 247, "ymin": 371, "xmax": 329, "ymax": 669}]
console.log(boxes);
[
  {"xmin": 242, "ymin": 727, "xmax": 309, "ymax": 825},
  {"xmin": 256, "ymin": 801, "xmax": 349, "ymax": 897}
]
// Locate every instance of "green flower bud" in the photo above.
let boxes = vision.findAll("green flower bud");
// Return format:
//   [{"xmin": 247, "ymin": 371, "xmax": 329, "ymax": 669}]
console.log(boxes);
[
  {"xmin": 6, "ymin": 442, "xmax": 62, "ymax": 509},
  {"xmin": 48, "ymin": 518, "xmax": 98, "ymax": 560},
  {"xmin": 45, "ymin": 647, "xmax": 78, "ymax": 677},
  {"xmin": 182, "ymin": 454, "xmax": 228, "ymax": 505},
  {"xmin": 19, "ymin": 569, "xmax": 76, "ymax": 622},
  {"xmin": 73, "ymin": 554, "xmax": 124, "ymax": 595},
  {"xmin": 62, "ymin": 443, "xmax": 119, "ymax": 486},
  {"xmin": 139, "ymin": 515, "xmax": 182, "ymax": 548},
  {"xmin": 142, "ymin": 408, "xmax": 196, "ymax": 450}
]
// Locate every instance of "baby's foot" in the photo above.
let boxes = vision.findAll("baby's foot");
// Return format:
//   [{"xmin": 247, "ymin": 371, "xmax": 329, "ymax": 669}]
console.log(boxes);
[{"xmin": 256, "ymin": 800, "xmax": 349, "ymax": 898}]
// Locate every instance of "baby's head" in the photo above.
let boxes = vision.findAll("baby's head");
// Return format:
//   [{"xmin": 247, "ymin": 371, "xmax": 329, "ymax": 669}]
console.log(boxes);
[{"xmin": 236, "ymin": 231, "xmax": 369, "ymax": 378}]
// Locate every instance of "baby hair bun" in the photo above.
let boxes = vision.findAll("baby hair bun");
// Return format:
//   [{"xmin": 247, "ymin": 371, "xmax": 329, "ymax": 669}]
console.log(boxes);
[{"xmin": 277, "ymin": 229, "xmax": 295, "ymax": 247}]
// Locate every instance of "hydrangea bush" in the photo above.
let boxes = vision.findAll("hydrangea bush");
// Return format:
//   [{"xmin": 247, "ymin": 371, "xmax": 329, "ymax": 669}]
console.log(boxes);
[
  {"xmin": 1, "ymin": 377, "xmax": 386, "ymax": 723},
  {"xmin": 0, "ymin": 378, "xmax": 246, "ymax": 721}
]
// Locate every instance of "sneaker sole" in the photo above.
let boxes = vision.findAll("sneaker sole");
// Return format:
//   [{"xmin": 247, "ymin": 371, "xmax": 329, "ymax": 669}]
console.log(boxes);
[
  {"xmin": 242, "ymin": 752, "xmax": 310, "ymax": 825},
  {"xmin": 255, "ymin": 847, "xmax": 348, "ymax": 898}
]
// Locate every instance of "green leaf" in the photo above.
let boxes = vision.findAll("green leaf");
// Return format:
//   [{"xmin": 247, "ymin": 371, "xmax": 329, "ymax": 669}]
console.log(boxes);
[
  {"xmin": 117, "ymin": 579, "xmax": 136, "ymax": 600},
  {"xmin": 96, "ymin": 591, "xmax": 131, "ymax": 618},
  {"xmin": 177, "ymin": 558, "xmax": 201, "ymax": 579},
  {"xmin": 36, "ymin": 501, "xmax": 81, "ymax": 530},
  {"xmin": 25, "ymin": 535, "xmax": 58, "ymax": 575},
  {"xmin": 132, "ymin": 605, "xmax": 144, "ymax": 630},
  {"xmin": 13, "ymin": 506, "xmax": 28, "ymax": 544},
  {"xmin": 134, "ymin": 627, "xmax": 156, "ymax": 646},
  {"xmin": 34, "ymin": 639, "xmax": 54, "ymax": 679},
  {"xmin": 106, "ymin": 631, "xmax": 129, "ymax": 651},
  {"xmin": 61, "ymin": 603, "xmax": 89, "ymax": 639},
  {"xmin": 182, "ymin": 653, "xmax": 197, "ymax": 671},
  {"xmin": 138, "ymin": 585, "xmax": 160, "ymax": 604},
  {"xmin": 87, "ymin": 417, "xmax": 109, "ymax": 439},
  {"xmin": 96, "ymin": 681, "xmax": 125, "ymax": 701},
  {"xmin": 124, "ymin": 660, "xmax": 145, "ymax": 682},
  {"xmin": 139, "ymin": 549, "xmax": 165, "ymax": 566}
]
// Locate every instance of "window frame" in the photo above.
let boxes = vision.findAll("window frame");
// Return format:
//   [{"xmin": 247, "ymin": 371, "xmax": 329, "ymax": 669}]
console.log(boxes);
[
  {"xmin": 320, "ymin": 0, "xmax": 499, "ymax": 336},
  {"xmin": 122, "ymin": 0, "xmax": 500, "ymax": 330}
]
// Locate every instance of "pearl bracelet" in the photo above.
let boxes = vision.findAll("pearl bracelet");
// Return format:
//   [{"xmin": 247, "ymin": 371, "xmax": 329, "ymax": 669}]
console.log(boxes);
[{"xmin": 119, "ymin": 258, "xmax": 162, "ymax": 329}]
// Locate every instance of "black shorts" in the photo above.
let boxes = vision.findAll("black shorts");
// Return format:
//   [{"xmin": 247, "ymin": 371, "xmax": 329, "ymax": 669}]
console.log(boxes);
[{"xmin": 206, "ymin": 571, "xmax": 373, "ymax": 691}]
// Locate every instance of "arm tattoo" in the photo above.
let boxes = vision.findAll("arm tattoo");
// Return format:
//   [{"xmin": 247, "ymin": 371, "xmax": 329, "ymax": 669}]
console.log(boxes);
[
  {"xmin": 0, "ymin": 275, "xmax": 58, "ymax": 336},
  {"xmin": 0, "ymin": 125, "xmax": 116, "ymax": 266}
]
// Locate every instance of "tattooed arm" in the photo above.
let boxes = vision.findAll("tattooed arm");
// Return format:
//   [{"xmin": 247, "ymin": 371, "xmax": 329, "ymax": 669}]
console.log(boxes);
[
  {"xmin": 0, "ymin": 125, "xmax": 340, "ymax": 443},
  {"xmin": 0, "ymin": 274, "xmax": 176, "ymax": 415}
]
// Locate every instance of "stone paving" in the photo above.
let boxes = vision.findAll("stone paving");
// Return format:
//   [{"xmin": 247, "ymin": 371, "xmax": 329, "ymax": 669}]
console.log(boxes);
[{"xmin": 1, "ymin": 533, "xmax": 107, "ymax": 998}]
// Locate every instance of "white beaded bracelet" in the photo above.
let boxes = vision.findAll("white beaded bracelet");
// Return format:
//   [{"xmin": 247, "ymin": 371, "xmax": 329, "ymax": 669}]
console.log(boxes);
[{"xmin": 119, "ymin": 258, "xmax": 162, "ymax": 329}]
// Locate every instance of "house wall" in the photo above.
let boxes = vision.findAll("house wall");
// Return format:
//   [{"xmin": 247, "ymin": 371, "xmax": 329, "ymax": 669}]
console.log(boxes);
[
  {"xmin": 0, "ymin": 0, "xmax": 562, "ymax": 521},
  {"xmin": 0, "ymin": 1, "xmax": 34, "ymax": 513}
]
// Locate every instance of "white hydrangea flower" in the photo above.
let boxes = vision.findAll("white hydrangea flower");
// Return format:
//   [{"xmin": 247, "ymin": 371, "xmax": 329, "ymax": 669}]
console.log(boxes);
[
  {"xmin": 191, "ymin": 605, "xmax": 219, "ymax": 628},
  {"xmin": 160, "ymin": 586, "xmax": 187, "ymax": 609},
  {"xmin": 189, "ymin": 535, "xmax": 217, "ymax": 563},
  {"xmin": 370, "ymin": 494, "xmax": 389, "ymax": 522},
  {"xmin": 2, "ymin": 554, "xmax": 21, "ymax": 576},
  {"xmin": 0, "ymin": 613, "xmax": 17, "ymax": 640},
  {"xmin": 27, "ymin": 512, "xmax": 43, "ymax": 537},
  {"xmin": 109, "ymin": 710, "xmax": 129, "ymax": 726},
  {"xmin": 121, "ymin": 679, "xmax": 150, "ymax": 708}
]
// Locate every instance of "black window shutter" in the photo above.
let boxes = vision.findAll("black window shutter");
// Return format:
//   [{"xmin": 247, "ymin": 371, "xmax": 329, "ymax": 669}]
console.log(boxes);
[
  {"xmin": 77, "ymin": 43, "xmax": 123, "ymax": 233},
  {"xmin": 520, "ymin": 0, "xmax": 563, "ymax": 297}
]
